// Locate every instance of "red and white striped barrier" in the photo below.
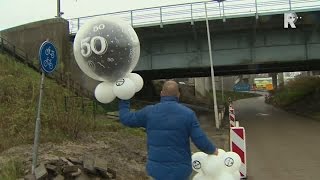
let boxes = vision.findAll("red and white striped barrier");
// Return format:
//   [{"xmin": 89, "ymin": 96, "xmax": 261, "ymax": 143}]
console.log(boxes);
[
  {"xmin": 229, "ymin": 105, "xmax": 236, "ymax": 127},
  {"xmin": 229, "ymin": 105, "xmax": 234, "ymax": 114},
  {"xmin": 229, "ymin": 114, "xmax": 236, "ymax": 127},
  {"xmin": 230, "ymin": 127, "xmax": 247, "ymax": 179}
]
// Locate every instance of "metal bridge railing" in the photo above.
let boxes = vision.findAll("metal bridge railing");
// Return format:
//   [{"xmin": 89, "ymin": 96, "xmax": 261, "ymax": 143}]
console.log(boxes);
[{"xmin": 68, "ymin": 0, "xmax": 320, "ymax": 34}]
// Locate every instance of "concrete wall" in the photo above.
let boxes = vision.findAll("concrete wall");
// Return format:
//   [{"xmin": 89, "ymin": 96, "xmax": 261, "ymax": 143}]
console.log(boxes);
[
  {"xmin": 195, "ymin": 78, "xmax": 206, "ymax": 97},
  {"xmin": 194, "ymin": 74, "xmax": 260, "ymax": 97},
  {"xmin": 195, "ymin": 76, "xmax": 240, "ymax": 96},
  {"xmin": 0, "ymin": 18, "xmax": 100, "ymax": 92},
  {"xmin": 0, "ymin": 18, "xmax": 70, "ymax": 73}
]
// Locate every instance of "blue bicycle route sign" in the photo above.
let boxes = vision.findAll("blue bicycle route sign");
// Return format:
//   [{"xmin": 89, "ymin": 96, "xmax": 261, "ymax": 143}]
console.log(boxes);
[
  {"xmin": 234, "ymin": 83, "xmax": 251, "ymax": 92},
  {"xmin": 39, "ymin": 41, "xmax": 58, "ymax": 73}
]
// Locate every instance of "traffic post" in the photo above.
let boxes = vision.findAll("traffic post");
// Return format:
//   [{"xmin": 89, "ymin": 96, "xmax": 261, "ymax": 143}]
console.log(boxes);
[
  {"xmin": 230, "ymin": 127, "xmax": 247, "ymax": 179},
  {"xmin": 229, "ymin": 104, "xmax": 236, "ymax": 127},
  {"xmin": 31, "ymin": 40, "xmax": 58, "ymax": 174}
]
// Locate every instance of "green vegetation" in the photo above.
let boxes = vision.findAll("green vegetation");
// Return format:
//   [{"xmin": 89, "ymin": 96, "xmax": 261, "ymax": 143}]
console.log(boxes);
[
  {"xmin": 269, "ymin": 76, "xmax": 320, "ymax": 107},
  {"xmin": 268, "ymin": 76, "xmax": 320, "ymax": 121},
  {"xmin": 0, "ymin": 159, "xmax": 24, "ymax": 180},
  {"xmin": 94, "ymin": 118, "xmax": 146, "ymax": 137},
  {"xmin": 0, "ymin": 54, "xmax": 95, "ymax": 151},
  {"xmin": 0, "ymin": 53, "xmax": 145, "ymax": 153}
]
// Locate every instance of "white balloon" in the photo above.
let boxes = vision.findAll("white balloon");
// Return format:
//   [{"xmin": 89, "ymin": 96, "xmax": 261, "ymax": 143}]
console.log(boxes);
[
  {"xmin": 222, "ymin": 152, "xmax": 242, "ymax": 173},
  {"xmin": 126, "ymin": 73, "xmax": 144, "ymax": 92},
  {"xmin": 191, "ymin": 152, "xmax": 208, "ymax": 173},
  {"xmin": 217, "ymin": 149, "xmax": 226, "ymax": 156},
  {"xmin": 202, "ymin": 154, "xmax": 224, "ymax": 178},
  {"xmin": 113, "ymin": 78, "xmax": 135, "ymax": 100},
  {"xmin": 216, "ymin": 172, "xmax": 235, "ymax": 180},
  {"xmin": 94, "ymin": 82, "xmax": 116, "ymax": 103},
  {"xmin": 192, "ymin": 172, "xmax": 211, "ymax": 180},
  {"xmin": 73, "ymin": 16, "xmax": 140, "ymax": 82},
  {"xmin": 233, "ymin": 171, "xmax": 241, "ymax": 180}
]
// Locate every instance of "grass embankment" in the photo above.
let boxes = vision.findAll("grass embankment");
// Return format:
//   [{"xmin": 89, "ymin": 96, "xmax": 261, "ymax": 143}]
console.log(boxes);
[
  {"xmin": 268, "ymin": 76, "xmax": 320, "ymax": 120},
  {"xmin": 0, "ymin": 54, "xmax": 145, "ymax": 178},
  {"xmin": 0, "ymin": 53, "xmax": 95, "ymax": 151}
]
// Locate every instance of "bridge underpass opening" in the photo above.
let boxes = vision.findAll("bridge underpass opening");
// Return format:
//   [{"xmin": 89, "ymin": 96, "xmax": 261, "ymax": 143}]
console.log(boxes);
[
  {"xmin": 135, "ymin": 70, "xmax": 318, "ymax": 127},
  {"xmin": 228, "ymin": 72, "xmax": 320, "ymax": 180}
]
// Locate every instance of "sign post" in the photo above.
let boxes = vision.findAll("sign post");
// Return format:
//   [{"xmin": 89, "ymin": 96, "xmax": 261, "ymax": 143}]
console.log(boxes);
[
  {"xmin": 32, "ymin": 40, "xmax": 57, "ymax": 174},
  {"xmin": 204, "ymin": 2, "xmax": 219, "ymax": 129}
]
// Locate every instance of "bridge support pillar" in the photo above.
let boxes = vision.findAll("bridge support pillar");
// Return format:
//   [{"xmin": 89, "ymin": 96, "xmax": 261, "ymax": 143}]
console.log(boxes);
[
  {"xmin": 195, "ymin": 77, "xmax": 206, "ymax": 97},
  {"xmin": 270, "ymin": 73, "xmax": 278, "ymax": 90},
  {"xmin": 204, "ymin": 77, "xmax": 212, "ymax": 92},
  {"xmin": 278, "ymin": 73, "xmax": 285, "ymax": 88},
  {"xmin": 195, "ymin": 77, "xmax": 220, "ymax": 97}
]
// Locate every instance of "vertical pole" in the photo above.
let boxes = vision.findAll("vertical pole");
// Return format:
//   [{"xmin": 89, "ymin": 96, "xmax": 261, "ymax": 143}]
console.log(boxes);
[
  {"xmin": 77, "ymin": 18, "xmax": 80, "ymax": 32},
  {"xmin": 130, "ymin": 11, "xmax": 133, "ymax": 27},
  {"xmin": 222, "ymin": 2, "xmax": 226, "ymax": 22},
  {"xmin": 81, "ymin": 97, "xmax": 85, "ymax": 114},
  {"xmin": 93, "ymin": 100, "xmax": 96, "ymax": 120},
  {"xmin": 289, "ymin": 0, "xmax": 292, "ymax": 11},
  {"xmin": 26, "ymin": 53, "xmax": 29, "ymax": 64},
  {"xmin": 0, "ymin": 38, "xmax": 3, "ymax": 52},
  {"xmin": 219, "ymin": 2, "xmax": 222, "ymax": 17},
  {"xmin": 160, "ymin": 7, "xmax": 163, "ymax": 28},
  {"xmin": 57, "ymin": 0, "xmax": 61, "ymax": 17},
  {"xmin": 13, "ymin": 46, "xmax": 16, "ymax": 56},
  {"xmin": 271, "ymin": 73, "xmax": 278, "ymax": 90},
  {"xmin": 205, "ymin": 2, "xmax": 220, "ymax": 129},
  {"xmin": 64, "ymin": 96, "xmax": 68, "ymax": 112},
  {"xmin": 191, "ymin": 4, "xmax": 194, "ymax": 25},
  {"xmin": 255, "ymin": 0, "xmax": 258, "ymax": 19},
  {"xmin": 221, "ymin": 76, "xmax": 224, "ymax": 103},
  {"xmin": 32, "ymin": 72, "xmax": 45, "ymax": 174}
]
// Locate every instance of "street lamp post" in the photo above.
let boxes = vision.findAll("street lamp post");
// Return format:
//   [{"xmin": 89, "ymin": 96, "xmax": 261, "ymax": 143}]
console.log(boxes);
[
  {"xmin": 57, "ymin": 0, "xmax": 61, "ymax": 17},
  {"xmin": 204, "ymin": 2, "xmax": 220, "ymax": 129}
]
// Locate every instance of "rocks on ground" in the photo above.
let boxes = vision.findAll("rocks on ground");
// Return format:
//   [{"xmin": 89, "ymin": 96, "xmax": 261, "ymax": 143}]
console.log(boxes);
[{"xmin": 25, "ymin": 155, "xmax": 116, "ymax": 180}]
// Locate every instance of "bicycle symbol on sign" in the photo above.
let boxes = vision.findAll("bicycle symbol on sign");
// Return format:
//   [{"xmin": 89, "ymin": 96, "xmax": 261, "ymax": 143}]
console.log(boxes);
[{"xmin": 44, "ymin": 47, "xmax": 55, "ymax": 69}]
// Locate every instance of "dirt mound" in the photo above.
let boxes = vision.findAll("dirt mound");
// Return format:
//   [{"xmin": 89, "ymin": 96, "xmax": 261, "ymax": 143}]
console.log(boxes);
[{"xmin": 0, "ymin": 131, "xmax": 148, "ymax": 180}]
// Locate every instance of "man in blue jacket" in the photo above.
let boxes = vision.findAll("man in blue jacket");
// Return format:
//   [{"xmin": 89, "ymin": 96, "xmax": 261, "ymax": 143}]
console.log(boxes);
[{"xmin": 119, "ymin": 80, "xmax": 218, "ymax": 180}]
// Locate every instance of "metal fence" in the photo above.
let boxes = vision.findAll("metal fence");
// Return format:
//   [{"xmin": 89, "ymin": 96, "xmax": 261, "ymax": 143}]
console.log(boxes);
[
  {"xmin": 0, "ymin": 36, "xmax": 94, "ymax": 99},
  {"xmin": 68, "ymin": 0, "xmax": 320, "ymax": 34}
]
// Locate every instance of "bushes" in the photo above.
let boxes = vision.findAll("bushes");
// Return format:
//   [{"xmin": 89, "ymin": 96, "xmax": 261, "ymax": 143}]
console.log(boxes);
[{"xmin": 270, "ymin": 76, "xmax": 320, "ymax": 107}]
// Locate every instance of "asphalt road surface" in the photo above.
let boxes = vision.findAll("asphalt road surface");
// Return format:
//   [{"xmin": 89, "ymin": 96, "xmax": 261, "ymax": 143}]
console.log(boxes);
[{"xmin": 233, "ymin": 95, "xmax": 320, "ymax": 180}]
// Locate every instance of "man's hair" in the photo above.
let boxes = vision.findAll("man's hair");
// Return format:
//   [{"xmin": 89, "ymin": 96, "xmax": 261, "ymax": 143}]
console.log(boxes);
[{"xmin": 161, "ymin": 80, "xmax": 180, "ymax": 97}]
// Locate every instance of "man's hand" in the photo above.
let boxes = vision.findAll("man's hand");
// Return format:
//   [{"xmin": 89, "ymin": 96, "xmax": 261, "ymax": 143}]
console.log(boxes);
[{"xmin": 213, "ymin": 148, "xmax": 219, "ymax": 155}]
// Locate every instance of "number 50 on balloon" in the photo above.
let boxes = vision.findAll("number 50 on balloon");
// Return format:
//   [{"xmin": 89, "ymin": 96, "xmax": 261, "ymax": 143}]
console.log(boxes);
[{"xmin": 81, "ymin": 24, "xmax": 108, "ymax": 58}]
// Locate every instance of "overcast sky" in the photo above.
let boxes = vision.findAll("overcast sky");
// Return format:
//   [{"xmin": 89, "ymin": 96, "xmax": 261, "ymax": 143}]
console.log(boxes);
[{"xmin": 0, "ymin": 0, "xmax": 205, "ymax": 30}]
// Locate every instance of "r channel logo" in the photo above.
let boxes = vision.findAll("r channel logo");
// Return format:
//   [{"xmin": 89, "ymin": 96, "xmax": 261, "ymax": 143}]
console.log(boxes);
[{"xmin": 284, "ymin": 12, "xmax": 302, "ymax": 29}]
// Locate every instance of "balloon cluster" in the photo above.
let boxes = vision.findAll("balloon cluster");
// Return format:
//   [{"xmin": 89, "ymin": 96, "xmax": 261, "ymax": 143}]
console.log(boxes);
[
  {"xmin": 73, "ymin": 16, "xmax": 143, "ymax": 103},
  {"xmin": 192, "ymin": 149, "xmax": 241, "ymax": 180}
]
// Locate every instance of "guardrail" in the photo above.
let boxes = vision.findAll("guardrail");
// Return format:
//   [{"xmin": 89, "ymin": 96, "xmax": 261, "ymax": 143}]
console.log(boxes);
[
  {"xmin": 0, "ymin": 36, "xmax": 94, "ymax": 99},
  {"xmin": 68, "ymin": 0, "xmax": 320, "ymax": 34}
]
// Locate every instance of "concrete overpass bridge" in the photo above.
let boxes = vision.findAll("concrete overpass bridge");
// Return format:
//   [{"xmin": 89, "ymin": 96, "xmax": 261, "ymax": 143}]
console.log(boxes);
[
  {"xmin": 68, "ymin": 0, "xmax": 320, "ymax": 79},
  {"xmin": 1, "ymin": 0, "xmax": 320, "ymax": 97}
]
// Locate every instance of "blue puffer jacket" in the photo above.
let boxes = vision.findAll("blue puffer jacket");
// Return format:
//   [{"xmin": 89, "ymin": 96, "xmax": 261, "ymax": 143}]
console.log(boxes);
[{"xmin": 119, "ymin": 96, "xmax": 216, "ymax": 180}]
